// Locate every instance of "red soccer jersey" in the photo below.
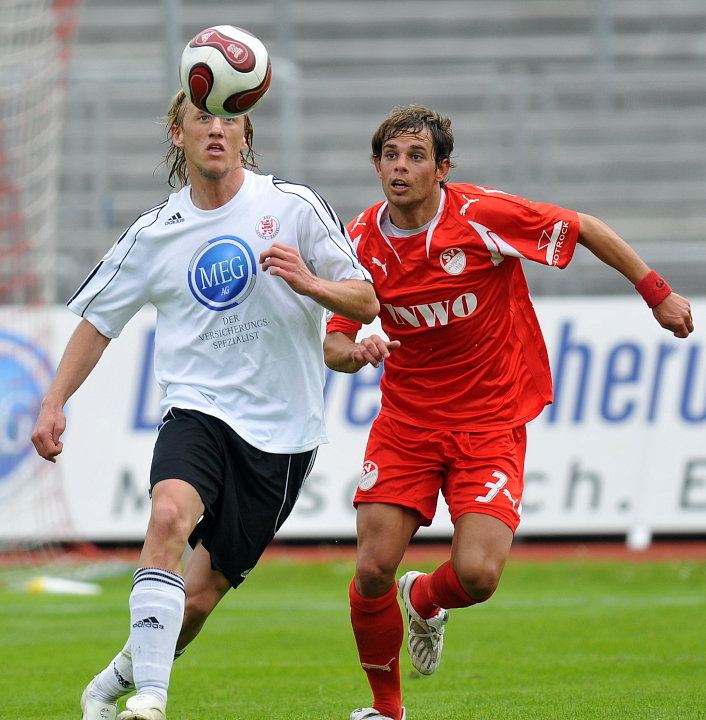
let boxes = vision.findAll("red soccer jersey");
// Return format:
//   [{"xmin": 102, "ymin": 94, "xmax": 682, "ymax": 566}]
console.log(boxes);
[{"xmin": 327, "ymin": 183, "xmax": 580, "ymax": 430}]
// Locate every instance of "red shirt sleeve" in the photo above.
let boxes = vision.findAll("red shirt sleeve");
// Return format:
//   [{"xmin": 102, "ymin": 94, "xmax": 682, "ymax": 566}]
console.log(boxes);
[
  {"xmin": 326, "ymin": 314, "xmax": 362, "ymax": 335},
  {"xmin": 468, "ymin": 189, "xmax": 580, "ymax": 269}
]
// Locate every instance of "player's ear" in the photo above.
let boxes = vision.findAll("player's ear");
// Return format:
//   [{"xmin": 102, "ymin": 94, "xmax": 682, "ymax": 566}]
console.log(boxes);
[
  {"xmin": 171, "ymin": 122, "xmax": 184, "ymax": 148},
  {"xmin": 436, "ymin": 157, "xmax": 451, "ymax": 184},
  {"xmin": 373, "ymin": 156, "xmax": 383, "ymax": 179}
]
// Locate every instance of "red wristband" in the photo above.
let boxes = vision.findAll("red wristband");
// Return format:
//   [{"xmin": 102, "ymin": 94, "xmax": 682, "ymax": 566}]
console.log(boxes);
[{"xmin": 635, "ymin": 270, "xmax": 671, "ymax": 308}]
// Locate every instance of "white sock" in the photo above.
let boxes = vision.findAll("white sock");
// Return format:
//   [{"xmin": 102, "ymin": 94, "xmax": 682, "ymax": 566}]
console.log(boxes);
[
  {"xmin": 90, "ymin": 640, "xmax": 134, "ymax": 701},
  {"xmin": 129, "ymin": 567, "xmax": 185, "ymax": 705}
]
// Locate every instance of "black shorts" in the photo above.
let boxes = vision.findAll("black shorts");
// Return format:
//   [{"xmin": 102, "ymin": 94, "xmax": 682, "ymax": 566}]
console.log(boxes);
[{"xmin": 150, "ymin": 407, "xmax": 317, "ymax": 588}]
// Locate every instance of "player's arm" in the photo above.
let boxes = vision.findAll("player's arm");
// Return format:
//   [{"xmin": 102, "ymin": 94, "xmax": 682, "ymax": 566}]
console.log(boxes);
[
  {"xmin": 324, "ymin": 330, "xmax": 400, "ymax": 373},
  {"xmin": 32, "ymin": 319, "xmax": 112, "ymax": 463},
  {"xmin": 259, "ymin": 242, "xmax": 379, "ymax": 323},
  {"xmin": 576, "ymin": 212, "xmax": 694, "ymax": 338}
]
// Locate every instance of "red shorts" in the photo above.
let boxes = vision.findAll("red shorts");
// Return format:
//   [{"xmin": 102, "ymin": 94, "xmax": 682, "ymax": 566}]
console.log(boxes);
[{"xmin": 355, "ymin": 414, "xmax": 526, "ymax": 532}]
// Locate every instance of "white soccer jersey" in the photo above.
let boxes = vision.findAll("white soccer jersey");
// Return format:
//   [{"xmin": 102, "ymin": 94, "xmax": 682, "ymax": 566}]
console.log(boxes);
[{"xmin": 68, "ymin": 170, "xmax": 371, "ymax": 453}]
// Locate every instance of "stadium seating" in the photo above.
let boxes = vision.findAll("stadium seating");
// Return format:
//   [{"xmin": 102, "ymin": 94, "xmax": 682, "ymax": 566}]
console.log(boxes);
[{"xmin": 57, "ymin": 0, "xmax": 706, "ymax": 300}]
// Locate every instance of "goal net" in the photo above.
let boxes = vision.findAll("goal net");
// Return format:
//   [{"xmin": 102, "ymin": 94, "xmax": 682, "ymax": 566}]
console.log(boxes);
[{"xmin": 0, "ymin": 0, "xmax": 83, "ymax": 577}]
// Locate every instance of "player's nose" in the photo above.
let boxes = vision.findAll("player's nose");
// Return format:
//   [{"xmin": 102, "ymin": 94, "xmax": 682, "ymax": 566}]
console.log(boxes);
[
  {"xmin": 209, "ymin": 117, "xmax": 225, "ymax": 135},
  {"xmin": 393, "ymin": 156, "xmax": 409, "ymax": 172}
]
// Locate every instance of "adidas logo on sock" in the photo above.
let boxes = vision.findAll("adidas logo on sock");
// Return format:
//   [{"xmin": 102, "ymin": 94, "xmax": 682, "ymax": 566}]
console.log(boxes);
[
  {"xmin": 113, "ymin": 663, "xmax": 133, "ymax": 689},
  {"xmin": 165, "ymin": 212, "xmax": 185, "ymax": 225},
  {"xmin": 132, "ymin": 616, "xmax": 164, "ymax": 629}
]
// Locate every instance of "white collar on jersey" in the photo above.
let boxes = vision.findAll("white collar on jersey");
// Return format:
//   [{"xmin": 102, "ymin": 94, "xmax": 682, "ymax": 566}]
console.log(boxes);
[{"xmin": 377, "ymin": 188, "xmax": 447, "ymax": 259}]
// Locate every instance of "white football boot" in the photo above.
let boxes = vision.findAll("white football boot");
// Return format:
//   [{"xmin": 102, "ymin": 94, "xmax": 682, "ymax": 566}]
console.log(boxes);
[
  {"xmin": 116, "ymin": 693, "xmax": 166, "ymax": 720},
  {"xmin": 80, "ymin": 678, "xmax": 118, "ymax": 720},
  {"xmin": 350, "ymin": 707, "xmax": 406, "ymax": 720},
  {"xmin": 398, "ymin": 570, "xmax": 449, "ymax": 675}
]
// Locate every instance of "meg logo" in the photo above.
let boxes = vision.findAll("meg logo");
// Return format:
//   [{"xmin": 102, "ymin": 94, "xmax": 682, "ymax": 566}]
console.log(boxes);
[
  {"xmin": 0, "ymin": 331, "xmax": 54, "ymax": 481},
  {"xmin": 188, "ymin": 235, "xmax": 257, "ymax": 311}
]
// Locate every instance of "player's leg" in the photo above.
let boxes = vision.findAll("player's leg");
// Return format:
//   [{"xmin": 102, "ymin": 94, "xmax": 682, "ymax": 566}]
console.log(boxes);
[
  {"xmin": 451, "ymin": 511, "xmax": 514, "ymax": 598},
  {"xmin": 81, "ymin": 640, "xmax": 133, "ymax": 720},
  {"xmin": 95, "ymin": 545, "xmax": 231, "ymax": 718},
  {"xmin": 82, "ymin": 538, "xmax": 227, "ymax": 720},
  {"xmin": 410, "ymin": 512, "xmax": 513, "ymax": 610},
  {"xmin": 115, "ymin": 477, "xmax": 205, "ymax": 720},
  {"xmin": 398, "ymin": 513, "xmax": 512, "ymax": 677},
  {"xmin": 84, "ymin": 409, "xmax": 233, "ymax": 720},
  {"xmin": 409, "ymin": 424, "xmax": 524, "ymax": 611},
  {"xmin": 350, "ymin": 501, "xmax": 419, "ymax": 720},
  {"xmin": 83, "ymin": 478, "xmax": 203, "ymax": 720},
  {"xmin": 177, "ymin": 540, "xmax": 232, "ymax": 651},
  {"xmin": 400, "ymin": 426, "xmax": 525, "ymax": 675},
  {"xmin": 350, "ymin": 415, "xmax": 444, "ymax": 720}
]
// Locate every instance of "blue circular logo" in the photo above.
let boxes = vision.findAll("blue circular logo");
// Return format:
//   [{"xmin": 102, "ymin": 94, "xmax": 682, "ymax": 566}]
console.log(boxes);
[
  {"xmin": 0, "ymin": 331, "xmax": 54, "ymax": 481},
  {"xmin": 188, "ymin": 236, "xmax": 257, "ymax": 311}
]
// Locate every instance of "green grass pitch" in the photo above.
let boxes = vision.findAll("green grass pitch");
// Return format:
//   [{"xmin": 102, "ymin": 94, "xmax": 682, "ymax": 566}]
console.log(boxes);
[{"xmin": 2, "ymin": 554, "xmax": 705, "ymax": 719}]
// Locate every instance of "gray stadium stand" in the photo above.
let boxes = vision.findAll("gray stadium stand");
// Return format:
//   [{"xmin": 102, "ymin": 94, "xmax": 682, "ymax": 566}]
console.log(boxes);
[{"xmin": 57, "ymin": 0, "xmax": 706, "ymax": 301}]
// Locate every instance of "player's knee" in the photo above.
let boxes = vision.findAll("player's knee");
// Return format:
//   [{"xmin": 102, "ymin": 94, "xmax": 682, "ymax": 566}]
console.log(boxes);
[
  {"xmin": 148, "ymin": 499, "xmax": 193, "ymax": 543},
  {"xmin": 453, "ymin": 558, "xmax": 502, "ymax": 602},
  {"xmin": 355, "ymin": 557, "xmax": 397, "ymax": 598}
]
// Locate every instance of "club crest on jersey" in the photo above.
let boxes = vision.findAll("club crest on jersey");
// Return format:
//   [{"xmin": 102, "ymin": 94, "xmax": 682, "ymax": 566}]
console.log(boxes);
[
  {"xmin": 188, "ymin": 235, "xmax": 256, "ymax": 311},
  {"xmin": 256, "ymin": 215, "xmax": 280, "ymax": 240},
  {"xmin": 439, "ymin": 247, "xmax": 466, "ymax": 275},
  {"xmin": 359, "ymin": 460, "xmax": 379, "ymax": 491}
]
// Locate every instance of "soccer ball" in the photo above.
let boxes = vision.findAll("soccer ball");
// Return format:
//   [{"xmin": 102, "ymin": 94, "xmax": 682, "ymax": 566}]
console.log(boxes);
[{"xmin": 179, "ymin": 25, "xmax": 272, "ymax": 117}]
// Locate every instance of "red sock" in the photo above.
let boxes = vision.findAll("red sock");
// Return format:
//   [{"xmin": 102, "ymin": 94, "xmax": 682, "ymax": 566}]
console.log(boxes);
[
  {"xmin": 410, "ymin": 561, "xmax": 488, "ymax": 617},
  {"xmin": 349, "ymin": 579, "xmax": 404, "ymax": 720}
]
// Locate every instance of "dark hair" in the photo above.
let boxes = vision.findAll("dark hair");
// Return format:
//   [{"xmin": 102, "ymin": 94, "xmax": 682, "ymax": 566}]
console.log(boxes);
[
  {"xmin": 371, "ymin": 105, "xmax": 455, "ymax": 173},
  {"xmin": 161, "ymin": 90, "xmax": 257, "ymax": 189}
]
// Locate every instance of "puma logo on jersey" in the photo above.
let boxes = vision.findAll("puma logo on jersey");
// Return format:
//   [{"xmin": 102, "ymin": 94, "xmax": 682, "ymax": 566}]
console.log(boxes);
[
  {"xmin": 383, "ymin": 292, "xmax": 477, "ymax": 328},
  {"xmin": 350, "ymin": 212, "xmax": 367, "ymax": 232},
  {"xmin": 361, "ymin": 657, "xmax": 396, "ymax": 672},
  {"xmin": 371, "ymin": 257, "xmax": 388, "ymax": 275},
  {"xmin": 459, "ymin": 195, "xmax": 479, "ymax": 215}
]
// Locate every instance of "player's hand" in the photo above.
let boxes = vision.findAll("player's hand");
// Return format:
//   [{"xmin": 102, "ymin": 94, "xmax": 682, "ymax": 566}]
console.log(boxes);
[
  {"xmin": 349, "ymin": 334, "xmax": 401, "ymax": 370},
  {"xmin": 652, "ymin": 292, "xmax": 694, "ymax": 338},
  {"xmin": 259, "ymin": 243, "xmax": 317, "ymax": 296},
  {"xmin": 31, "ymin": 406, "xmax": 66, "ymax": 463}
]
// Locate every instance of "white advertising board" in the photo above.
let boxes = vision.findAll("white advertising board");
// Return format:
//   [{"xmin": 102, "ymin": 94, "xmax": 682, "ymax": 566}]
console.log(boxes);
[{"xmin": 1, "ymin": 298, "xmax": 705, "ymax": 541}]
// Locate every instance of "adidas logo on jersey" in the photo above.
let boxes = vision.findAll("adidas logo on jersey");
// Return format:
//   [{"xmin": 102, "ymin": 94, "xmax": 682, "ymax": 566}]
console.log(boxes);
[{"xmin": 165, "ymin": 212, "xmax": 185, "ymax": 225}]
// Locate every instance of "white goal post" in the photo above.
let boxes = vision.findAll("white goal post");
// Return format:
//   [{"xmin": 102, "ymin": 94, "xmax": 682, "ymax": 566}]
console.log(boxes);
[{"xmin": 0, "ymin": 0, "xmax": 81, "ymax": 563}]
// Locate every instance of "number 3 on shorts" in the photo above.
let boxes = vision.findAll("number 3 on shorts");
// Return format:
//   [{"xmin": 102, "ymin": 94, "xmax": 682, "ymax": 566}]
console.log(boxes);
[{"xmin": 475, "ymin": 471, "xmax": 508, "ymax": 503}]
